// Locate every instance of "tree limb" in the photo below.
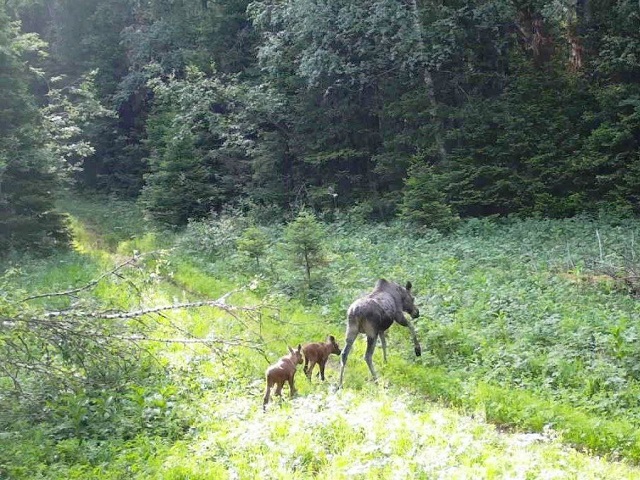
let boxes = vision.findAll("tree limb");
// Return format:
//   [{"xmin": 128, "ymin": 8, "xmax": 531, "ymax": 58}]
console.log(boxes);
[{"xmin": 17, "ymin": 255, "xmax": 139, "ymax": 303}]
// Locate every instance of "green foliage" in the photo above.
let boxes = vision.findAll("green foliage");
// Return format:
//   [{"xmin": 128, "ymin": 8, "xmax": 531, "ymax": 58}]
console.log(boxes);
[
  {"xmin": 283, "ymin": 210, "xmax": 326, "ymax": 285},
  {"xmin": 400, "ymin": 163, "xmax": 459, "ymax": 231},
  {"xmin": 140, "ymin": 69, "xmax": 250, "ymax": 225},
  {"xmin": 42, "ymin": 71, "xmax": 117, "ymax": 177},
  {"xmin": 440, "ymin": 67, "xmax": 598, "ymax": 217},
  {"xmin": 8, "ymin": 195, "xmax": 640, "ymax": 477},
  {"xmin": 42, "ymin": 0, "xmax": 144, "ymax": 195},
  {"xmin": 236, "ymin": 226, "xmax": 270, "ymax": 267},
  {"xmin": 176, "ymin": 208, "xmax": 248, "ymax": 259},
  {"xmin": 577, "ymin": 86, "xmax": 640, "ymax": 211},
  {"xmin": 0, "ymin": 159, "xmax": 71, "ymax": 255},
  {"xmin": 0, "ymin": 7, "xmax": 70, "ymax": 255},
  {"xmin": 4, "ymin": 0, "xmax": 640, "ymax": 223},
  {"xmin": 251, "ymin": 0, "xmax": 423, "ymax": 88}
]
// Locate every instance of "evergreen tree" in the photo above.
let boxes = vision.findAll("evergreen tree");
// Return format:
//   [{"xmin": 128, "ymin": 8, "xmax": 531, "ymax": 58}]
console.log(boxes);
[
  {"xmin": 237, "ymin": 226, "xmax": 269, "ymax": 268},
  {"xmin": 401, "ymin": 164, "xmax": 459, "ymax": 231},
  {"xmin": 140, "ymin": 69, "xmax": 250, "ymax": 225},
  {"xmin": 283, "ymin": 211, "xmax": 326, "ymax": 285},
  {"xmin": 0, "ymin": 6, "xmax": 69, "ymax": 254}
]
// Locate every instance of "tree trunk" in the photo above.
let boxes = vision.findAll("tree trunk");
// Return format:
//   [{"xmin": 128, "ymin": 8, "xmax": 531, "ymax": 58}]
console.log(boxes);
[
  {"xmin": 515, "ymin": 9, "xmax": 554, "ymax": 67},
  {"xmin": 304, "ymin": 250, "xmax": 311, "ymax": 284},
  {"xmin": 568, "ymin": 0, "xmax": 589, "ymax": 71},
  {"xmin": 408, "ymin": 0, "xmax": 446, "ymax": 162}
]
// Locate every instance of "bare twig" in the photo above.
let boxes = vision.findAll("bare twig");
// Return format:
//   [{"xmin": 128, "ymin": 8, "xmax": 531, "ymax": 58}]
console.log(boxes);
[
  {"xmin": 18, "ymin": 256, "xmax": 139, "ymax": 303},
  {"xmin": 3, "ymin": 255, "xmax": 275, "ymax": 412},
  {"xmin": 596, "ymin": 229, "xmax": 604, "ymax": 263},
  {"xmin": 34, "ymin": 299, "xmax": 257, "ymax": 321},
  {"xmin": 113, "ymin": 334, "xmax": 262, "ymax": 347}
]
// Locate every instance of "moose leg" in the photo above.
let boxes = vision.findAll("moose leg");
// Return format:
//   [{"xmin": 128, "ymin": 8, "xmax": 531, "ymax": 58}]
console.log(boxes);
[
  {"xmin": 305, "ymin": 361, "xmax": 316, "ymax": 380},
  {"xmin": 339, "ymin": 322, "xmax": 359, "ymax": 387},
  {"xmin": 288, "ymin": 377, "xmax": 296, "ymax": 398},
  {"xmin": 364, "ymin": 334, "xmax": 378, "ymax": 381},
  {"xmin": 319, "ymin": 360, "xmax": 327, "ymax": 381},
  {"xmin": 379, "ymin": 331, "xmax": 388, "ymax": 363},
  {"xmin": 303, "ymin": 357, "xmax": 310, "ymax": 375},
  {"xmin": 396, "ymin": 315, "xmax": 422, "ymax": 357},
  {"xmin": 263, "ymin": 381, "xmax": 273, "ymax": 411},
  {"xmin": 275, "ymin": 381, "xmax": 284, "ymax": 398}
]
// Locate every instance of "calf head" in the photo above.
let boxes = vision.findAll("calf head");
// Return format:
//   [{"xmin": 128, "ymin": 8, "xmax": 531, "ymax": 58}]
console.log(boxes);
[
  {"xmin": 326, "ymin": 335, "xmax": 341, "ymax": 355},
  {"xmin": 288, "ymin": 344, "xmax": 303, "ymax": 365}
]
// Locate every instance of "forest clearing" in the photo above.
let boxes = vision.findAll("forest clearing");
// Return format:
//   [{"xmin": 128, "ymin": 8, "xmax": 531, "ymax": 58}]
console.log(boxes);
[
  {"xmin": 2, "ymin": 0, "xmax": 640, "ymax": 477},
  {"xmin": 3, "ymin": 196, "xmax": 640, "ymax": 478}
]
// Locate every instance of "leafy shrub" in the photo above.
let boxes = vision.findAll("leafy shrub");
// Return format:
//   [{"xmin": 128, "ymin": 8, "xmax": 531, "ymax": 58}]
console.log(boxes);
[
  {"xmin": 283, "ymin": 210, "xmax": 326, "ymax": 285},
  {"xmin": 176, "ymin": 209, "xmax": 249, "ymax": 259},
  {"xmin": 400, "ymin": 163, "xmax": 460, "ymax": 232},
  {"xmin": 236, "ymin": 226, "xmax": 270, "ymax": 267}
]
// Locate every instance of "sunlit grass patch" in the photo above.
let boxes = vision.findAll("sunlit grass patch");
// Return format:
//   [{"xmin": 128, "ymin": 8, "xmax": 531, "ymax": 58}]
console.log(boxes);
[
  {"xmin": 117, "ymin": 232, "xmax": 169, "ymax": 256},
  {"xmin": 153, "ymin": 385, "xmax": 640, "ymax": 479},
  {"xmin": 171, "ymin": 260, "xmax": 238, "ymax": 298},
  {"xmin": 57, "ymin": 194, "xmax": 149, "ymax": 252}
]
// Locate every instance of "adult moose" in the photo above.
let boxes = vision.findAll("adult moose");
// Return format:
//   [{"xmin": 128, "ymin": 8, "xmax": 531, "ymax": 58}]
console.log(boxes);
[{"xmin": 338, "ymin": 279, "xmax": 421, "ymax": 387}]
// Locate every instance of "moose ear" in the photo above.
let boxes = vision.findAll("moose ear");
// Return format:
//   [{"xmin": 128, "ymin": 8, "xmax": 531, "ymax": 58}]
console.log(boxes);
[
  {"xmin": 288, "ymin": 346, "xmax": 294, "ymax": 355},
  {"xmin": 406, "ymin": 281, "xmax": 412, "ymax": 291},
  {"xmin": 297, "ymin": 344, "xmax": 302, "ymax": 352},
  {"xmin": 328, "ymin": 335, "xmax": 335, "ymax": 342}
]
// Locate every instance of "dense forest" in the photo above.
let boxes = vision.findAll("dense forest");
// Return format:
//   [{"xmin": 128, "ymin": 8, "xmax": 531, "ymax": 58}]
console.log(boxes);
[{"xmin": 1, "ymin": 0, "xmax": 639, "ymax": 253}]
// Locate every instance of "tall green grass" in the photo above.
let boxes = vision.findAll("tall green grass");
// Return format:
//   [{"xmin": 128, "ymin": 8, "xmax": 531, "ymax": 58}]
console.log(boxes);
[
  {"xmin": 4, "ymin": 197, "xmax": 640, "ymax": 478},
  {"xmin": 168, "ymin": 212, "xmax": 640, "ymax": 461}
]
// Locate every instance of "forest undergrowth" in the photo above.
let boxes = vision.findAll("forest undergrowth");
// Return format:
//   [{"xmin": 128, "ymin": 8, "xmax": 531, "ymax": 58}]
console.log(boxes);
[{"xmin": 2, "ymin": 196, "xmax": 640, "ymax": 478}]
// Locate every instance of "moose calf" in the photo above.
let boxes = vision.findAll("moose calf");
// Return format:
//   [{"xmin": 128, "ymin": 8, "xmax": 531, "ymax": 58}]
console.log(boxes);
[
  {"xmin": 302, "ymin": 335, "xmax": 341, "ymax": 382},
  {"xmin": 263, "ymin": 344, "xmax": 303, "ymax": 411}
]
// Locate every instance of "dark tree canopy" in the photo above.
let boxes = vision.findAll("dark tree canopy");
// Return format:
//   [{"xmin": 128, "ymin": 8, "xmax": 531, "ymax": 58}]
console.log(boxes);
[
  {"xmin": 3, "ymin": 0, "xmax": 640, "ymax": 240},
  {"xmin": 0, "ymin": 6, "xmax": 69, "ymax": 253}
]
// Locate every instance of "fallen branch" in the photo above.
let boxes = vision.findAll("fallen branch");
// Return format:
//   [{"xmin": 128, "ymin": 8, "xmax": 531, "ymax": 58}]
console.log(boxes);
[
  {"xmin": 17, "ymin": 255, "xmax": 140, "ymax": 303},
  {"xmin": 2, "ymin": 255, "xmax": 276, "ymax": 411},
  {"xmin": 113, "ymin": 334, "xmax": 261, "ymax": 347},
  {"xmin": 35, "ymin": 299, "xmax": 257, "ymax": 321}
]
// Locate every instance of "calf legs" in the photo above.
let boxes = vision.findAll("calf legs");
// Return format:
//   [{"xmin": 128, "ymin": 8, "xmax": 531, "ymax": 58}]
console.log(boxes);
[
  {"xmin": 263, "ymin": 380, "xmax": 274, "ymax": 411},
  {"xmin": 288, "ymin": 377, "xmax": 296, "ymax": 397},
  {"xmin": 304, "ymin": 359, "xmax": 316, "ymax": 380},
  {"xmin": 263, "ymin": 381, "xmax": 284, "ymax": 411},
  {"xmin": 318, "ymin": 360, "xmax": 327, "ymax": 381},
  {"xmin": 263, "ymin": 377, "xmax": 296, "ymax": 411}
]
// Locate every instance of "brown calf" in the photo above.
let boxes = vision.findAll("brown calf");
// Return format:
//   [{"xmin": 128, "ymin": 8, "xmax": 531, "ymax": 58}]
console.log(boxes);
[
  {"xmin": 302, "ymin": 335, "xmax": 341, "ymax": 382},
  {"xmin": 263, "ymin": 344, "xmax": 303, "ymax": 411}
]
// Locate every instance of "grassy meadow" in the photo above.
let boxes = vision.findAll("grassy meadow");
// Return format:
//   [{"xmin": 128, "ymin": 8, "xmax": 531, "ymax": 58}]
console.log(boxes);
[{"xmin": 2, "ymin": 196, "xmax": 640, "ymax": 478}]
